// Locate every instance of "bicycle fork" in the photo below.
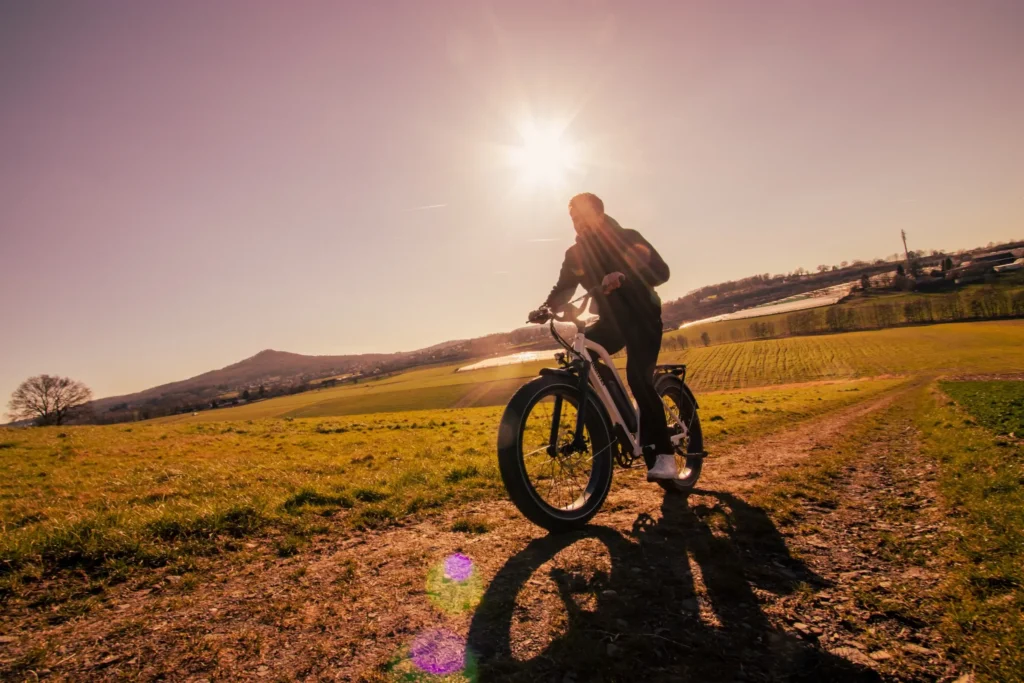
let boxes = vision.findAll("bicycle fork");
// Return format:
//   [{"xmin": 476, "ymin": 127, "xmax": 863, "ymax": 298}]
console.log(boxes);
[{"xmin": 546, "ymin": 360, "xmax": 592, "ymax": 456}]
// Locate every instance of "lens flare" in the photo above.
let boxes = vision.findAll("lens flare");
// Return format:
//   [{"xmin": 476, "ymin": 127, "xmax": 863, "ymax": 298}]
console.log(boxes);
[
  {"xmin": 444, "ymin": 553, "xmax": 473, "ymax": 581},
  {"xmin": 410, "ymin": 629, "xmax": 466, "ymax": 675},
  {"xmin": 384, "ymin": 629, "xmax": 478, "ymax": 681},
  {"xmin": 384, "ymin": 554, "xmax": 484, "ymax": 681},
  {"xmin": 426, "ymin": 553, "xmax": 483, "ymax": 614}
]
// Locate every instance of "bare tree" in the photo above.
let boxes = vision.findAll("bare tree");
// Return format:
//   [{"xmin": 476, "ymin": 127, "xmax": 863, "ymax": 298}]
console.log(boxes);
[{"xmin": 7, "ymin": 375, "xmax": 92, "ymax": 426}]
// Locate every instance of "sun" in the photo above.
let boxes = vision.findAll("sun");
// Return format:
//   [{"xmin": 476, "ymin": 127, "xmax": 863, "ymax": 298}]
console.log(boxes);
[{"xmin": 507, "ymin": 120, "xmax": 580, "ymax": 189}]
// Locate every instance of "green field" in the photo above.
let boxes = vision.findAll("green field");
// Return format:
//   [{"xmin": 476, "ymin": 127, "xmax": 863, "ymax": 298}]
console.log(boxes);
[
  {"xmin": 152, "ymin": 361, "xmax": 544, "ymax": 423},
  {"xmin": 3, "ymin": 319, "xmax": 1024, "ymax": 680},
  {"xmin": 922, "ymin": 383, "xmax": 1024, "ymax": 680},
  {"xmin": 941, "ymin": 380, "xmax": 1024, "ymax": 436},
  {"xmin": 0, "ymin": 378, "xmax": 903, "ymax": 602},
  {"xmin": 663, "ymin": 320, "xmax": 1024, "ymax": 391},
  {"xmin": 3, "ymin": 320, "xmax": 1017, "ymax": 602},
  {"xmin": 668, "ymin": 276, "xmax": 1024, "ymax": 348},
  {"xmin": 3, "ymin": 321, "xmax": 1023, "ymax": 609},
  {"xmin": 150, "ymin": 320, "xmax": 1024, "ymax": 421}
]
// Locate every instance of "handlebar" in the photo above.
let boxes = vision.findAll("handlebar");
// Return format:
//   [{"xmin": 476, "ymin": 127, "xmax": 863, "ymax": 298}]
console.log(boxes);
[
  {"xmin": 525, "ymin": 289, "xmax": 603, "ymax": 357},
  {"xmin": 531, "ymin": 288, "xmax": 601, "ymax": 325}
]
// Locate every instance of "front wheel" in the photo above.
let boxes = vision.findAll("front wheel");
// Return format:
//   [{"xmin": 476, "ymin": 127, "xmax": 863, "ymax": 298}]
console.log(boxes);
[
  {"xmin": 656, "ymin": 376, "xmax": 704, "ymax": 493},
  {"xmin": 497, "ymin": 375, "xmax": 614, "ymax": 533}
]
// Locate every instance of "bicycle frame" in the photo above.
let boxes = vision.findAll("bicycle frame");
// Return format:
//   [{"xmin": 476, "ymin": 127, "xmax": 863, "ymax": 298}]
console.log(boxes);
[{"xmin": 551, "ymin": 317, "xmax": 687, "ymax": 459}]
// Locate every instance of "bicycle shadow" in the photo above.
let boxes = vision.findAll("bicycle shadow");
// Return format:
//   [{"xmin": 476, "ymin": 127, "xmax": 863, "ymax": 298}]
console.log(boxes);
[{"xmin": 467, "ymin": 489, "xmax": 879, "ymax": 682}]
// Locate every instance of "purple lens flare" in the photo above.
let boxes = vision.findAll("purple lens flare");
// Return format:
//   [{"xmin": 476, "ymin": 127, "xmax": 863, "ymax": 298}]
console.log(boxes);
[
  {"xmin": 409, "ymin": 628, "xmax": 466, "ymax": 675},
  {"xmin": 444, "ymin": 553, "xmax": 473, "ymax": 582},
  {"xmin": 427, "ymin": 553, "xmax": 482, "ymax": 614}
]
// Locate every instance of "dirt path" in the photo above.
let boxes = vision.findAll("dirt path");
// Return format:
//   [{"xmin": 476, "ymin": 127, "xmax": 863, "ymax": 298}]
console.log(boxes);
[
  {"xmin": 3, "ymin": 384, "xmax": 965, "ymax": 681},
  {"xmin": 697, "ymin": 388, "xmax": 903, "ymax": 494}
]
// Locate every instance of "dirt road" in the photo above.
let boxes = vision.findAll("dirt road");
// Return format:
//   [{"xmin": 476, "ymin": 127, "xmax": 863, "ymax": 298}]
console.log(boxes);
[{"xmin": 3, "ymin": 384, "xmax": 966, "ymax": 681}]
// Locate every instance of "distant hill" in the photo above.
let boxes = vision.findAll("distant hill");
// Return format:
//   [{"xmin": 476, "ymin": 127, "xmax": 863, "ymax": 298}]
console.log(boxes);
[
  {"xmin": 89, "ymin": 327, "xmax": 552, "ymax": 423},
  {"xmin": 90, "ymin": 349, "xmax": 391, "ymax": 414}
]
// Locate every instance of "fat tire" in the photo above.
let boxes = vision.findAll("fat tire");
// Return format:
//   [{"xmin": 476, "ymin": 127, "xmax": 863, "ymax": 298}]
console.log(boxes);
[
  {"xmin": 497, "ymin": 375, "xmax": 613, "ymax": 533},
  {"xmin": 655, "ymin": 375, "xmax": 704, "ymax": 494}
]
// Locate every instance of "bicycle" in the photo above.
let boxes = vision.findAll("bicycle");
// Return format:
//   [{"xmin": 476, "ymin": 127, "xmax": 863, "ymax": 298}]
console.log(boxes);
[{"xmin": 497, "ymin": 290, "xmax": 706, "ymax": 532}]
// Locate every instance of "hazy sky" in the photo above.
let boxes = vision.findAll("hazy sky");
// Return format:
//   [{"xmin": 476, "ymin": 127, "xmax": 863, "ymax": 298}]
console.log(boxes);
[{"xmin": 2, "ymin": 0, "xmax": 1023, "ymax": 402}]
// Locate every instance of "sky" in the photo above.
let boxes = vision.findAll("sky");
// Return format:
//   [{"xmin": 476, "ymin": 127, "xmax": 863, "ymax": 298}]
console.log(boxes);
[{"xmin": 2, "ymin": 0, "xmax": 1023, "ymax": 403}]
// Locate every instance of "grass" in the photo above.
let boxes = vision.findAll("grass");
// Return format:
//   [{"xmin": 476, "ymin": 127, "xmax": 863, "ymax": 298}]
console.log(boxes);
[
  {"xmin": 2, "ymin": 319, "xmax": 1021, "ymax": 662},
  {"xmin": 149, "ymin": 320, "xmax": 1024, "ymax": 421},
  {"xmin": 151, "ymin": 362, "xmax": 543, "ymax": 423},
  {"xmin": 924, "ymin": 384, "xmax": 1024, "ymax": 682},
  {"xmin": 940, "ymin": 380, "xmax": 1024, "ymax": 436},
  {"xmin": 0, "ymin": 407, "xmax": 504, "ymax": 602},
  {"xmin": 0, "ymin": 379, "xmax": 899, "ymax": 604},
  {"xmin": 750, "ymin": 381, "xmax": 1024, "ymax": 682},
  {"xmin": 2, "ymin": 319, "xmax": 1021, "ymax": 678},
  {"xmin": 662, "ymin": 320, "xmax": 1024, "ymax": 391},
  {"xmin": 451, "ymin": 516, "xmax": 491, "ymax": 534}
]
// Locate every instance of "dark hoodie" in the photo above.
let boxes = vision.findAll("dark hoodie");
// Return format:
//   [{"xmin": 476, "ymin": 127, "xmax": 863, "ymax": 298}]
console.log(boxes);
[{"xmin": 543, "ymin": 215, "xmax": 670, "ymax": 324}]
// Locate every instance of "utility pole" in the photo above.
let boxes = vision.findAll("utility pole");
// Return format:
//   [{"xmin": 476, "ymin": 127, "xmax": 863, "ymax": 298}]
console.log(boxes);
[{"xmin": 901, "ymin": 229, "xmax": 910, "ymax": 265}]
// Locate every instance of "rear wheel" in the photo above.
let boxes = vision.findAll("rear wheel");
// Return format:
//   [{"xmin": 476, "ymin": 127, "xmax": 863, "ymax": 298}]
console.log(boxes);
[
  {"xmin": 656, "ymin": 376, "xmax": 704, "ymax": 493},
  {"xmin": 497, "ymin": 375, "xmax": 613, "ymax": 532}
]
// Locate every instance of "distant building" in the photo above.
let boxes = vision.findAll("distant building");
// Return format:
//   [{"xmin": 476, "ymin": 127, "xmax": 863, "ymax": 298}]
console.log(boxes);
[
  {"xmin": 971, "ymin": 251, "xmax": 1017, "ymax": 266},
  {"xmin": 993, "ymin": 258, "xmax": 1024, "ymax": 273},
  {"xmin": 949, "ymin": 250, "xmax": 1018, "ymax": 279}
]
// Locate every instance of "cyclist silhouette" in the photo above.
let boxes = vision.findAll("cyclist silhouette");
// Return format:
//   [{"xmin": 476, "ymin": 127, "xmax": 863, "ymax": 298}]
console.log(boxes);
[{"xmin": 528, "ymin": 193, "xmax": 677, "ymax": 481}]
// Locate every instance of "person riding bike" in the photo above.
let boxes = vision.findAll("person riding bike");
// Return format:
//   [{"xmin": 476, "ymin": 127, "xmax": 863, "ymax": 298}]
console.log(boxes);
[{"xmin": 528, "ymin": 192, "xmax": 679, "ymax": 482}]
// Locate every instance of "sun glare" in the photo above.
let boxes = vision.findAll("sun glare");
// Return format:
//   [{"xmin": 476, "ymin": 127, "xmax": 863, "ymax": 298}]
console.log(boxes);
[{"xmin": 507, "ymin": 120, "xmax": 580, "ymax": 189}]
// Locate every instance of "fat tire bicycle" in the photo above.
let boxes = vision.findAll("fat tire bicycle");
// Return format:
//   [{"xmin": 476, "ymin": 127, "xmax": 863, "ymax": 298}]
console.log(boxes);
[{"xmin": 497, "ymin": 291, "xmax": 706, "ymax": 532}]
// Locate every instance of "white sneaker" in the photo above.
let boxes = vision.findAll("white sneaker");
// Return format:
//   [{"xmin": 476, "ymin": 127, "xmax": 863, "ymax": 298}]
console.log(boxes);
[{"xmin": 646, "ymin": 453, "xmax": 679, "ymax": 482}]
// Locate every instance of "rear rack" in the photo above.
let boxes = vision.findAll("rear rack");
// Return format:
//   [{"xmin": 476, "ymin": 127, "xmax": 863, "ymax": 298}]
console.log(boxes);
[{"xmin": 655, "ymin": 363, "xmax": 687, "ymax": 381}]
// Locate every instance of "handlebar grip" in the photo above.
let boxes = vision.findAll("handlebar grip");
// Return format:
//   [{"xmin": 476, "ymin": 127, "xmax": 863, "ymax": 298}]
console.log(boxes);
[
  {"xmin": 541, "ymin": 289, "xmax": 600, "ymax": 324},
  {"xmin": 527, "ymin": 308, "xmax": 551, "ymax": 324}
]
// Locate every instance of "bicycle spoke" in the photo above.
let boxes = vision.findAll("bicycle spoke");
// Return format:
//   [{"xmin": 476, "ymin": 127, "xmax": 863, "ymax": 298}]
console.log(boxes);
[
  {"xmin": 561, "ymin": 458, "xmax": 581, "ymax": 502},
  {"xmin": 523, "ymin": 445, "xmax": 549, "ymax": 458},
  {"xmin": 557, "ymin": 460, "xmax": 573, "ymax": 509},
  {"xmin": 564, "ymin": 452, "xmax": 589, "ymax": 488},
  {"xmin": 563, "ymin": 458, "xmax": 581, "ymax": 508},
  {"xmin": 548, "ymin": 457, "xmax": 561, "ymax": 503},
  {"xmin": 519, "ymin": 389, "xmax": 603, "ymax": 512},
  {"xmin": 555, "ymin": 460, "xmax": 569, "ymax": 508}
]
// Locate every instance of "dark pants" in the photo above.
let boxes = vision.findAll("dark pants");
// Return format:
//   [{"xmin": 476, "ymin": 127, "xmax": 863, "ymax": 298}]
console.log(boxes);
[{"xmin": 586, "ymin": 311, "xmax": 672, "ymax": 467}]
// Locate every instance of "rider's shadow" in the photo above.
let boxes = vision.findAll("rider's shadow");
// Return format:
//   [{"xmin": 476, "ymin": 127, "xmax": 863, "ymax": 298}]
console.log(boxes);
[{"xmin": 467, "ymin": 491, "xmax": 880, "ymax": 682}]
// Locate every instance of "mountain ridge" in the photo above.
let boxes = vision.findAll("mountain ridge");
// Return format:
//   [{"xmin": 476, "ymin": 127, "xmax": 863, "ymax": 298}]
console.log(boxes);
[{"xmin": 88, "ymin": 327, "xmax": 553, "ymax": 421}]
